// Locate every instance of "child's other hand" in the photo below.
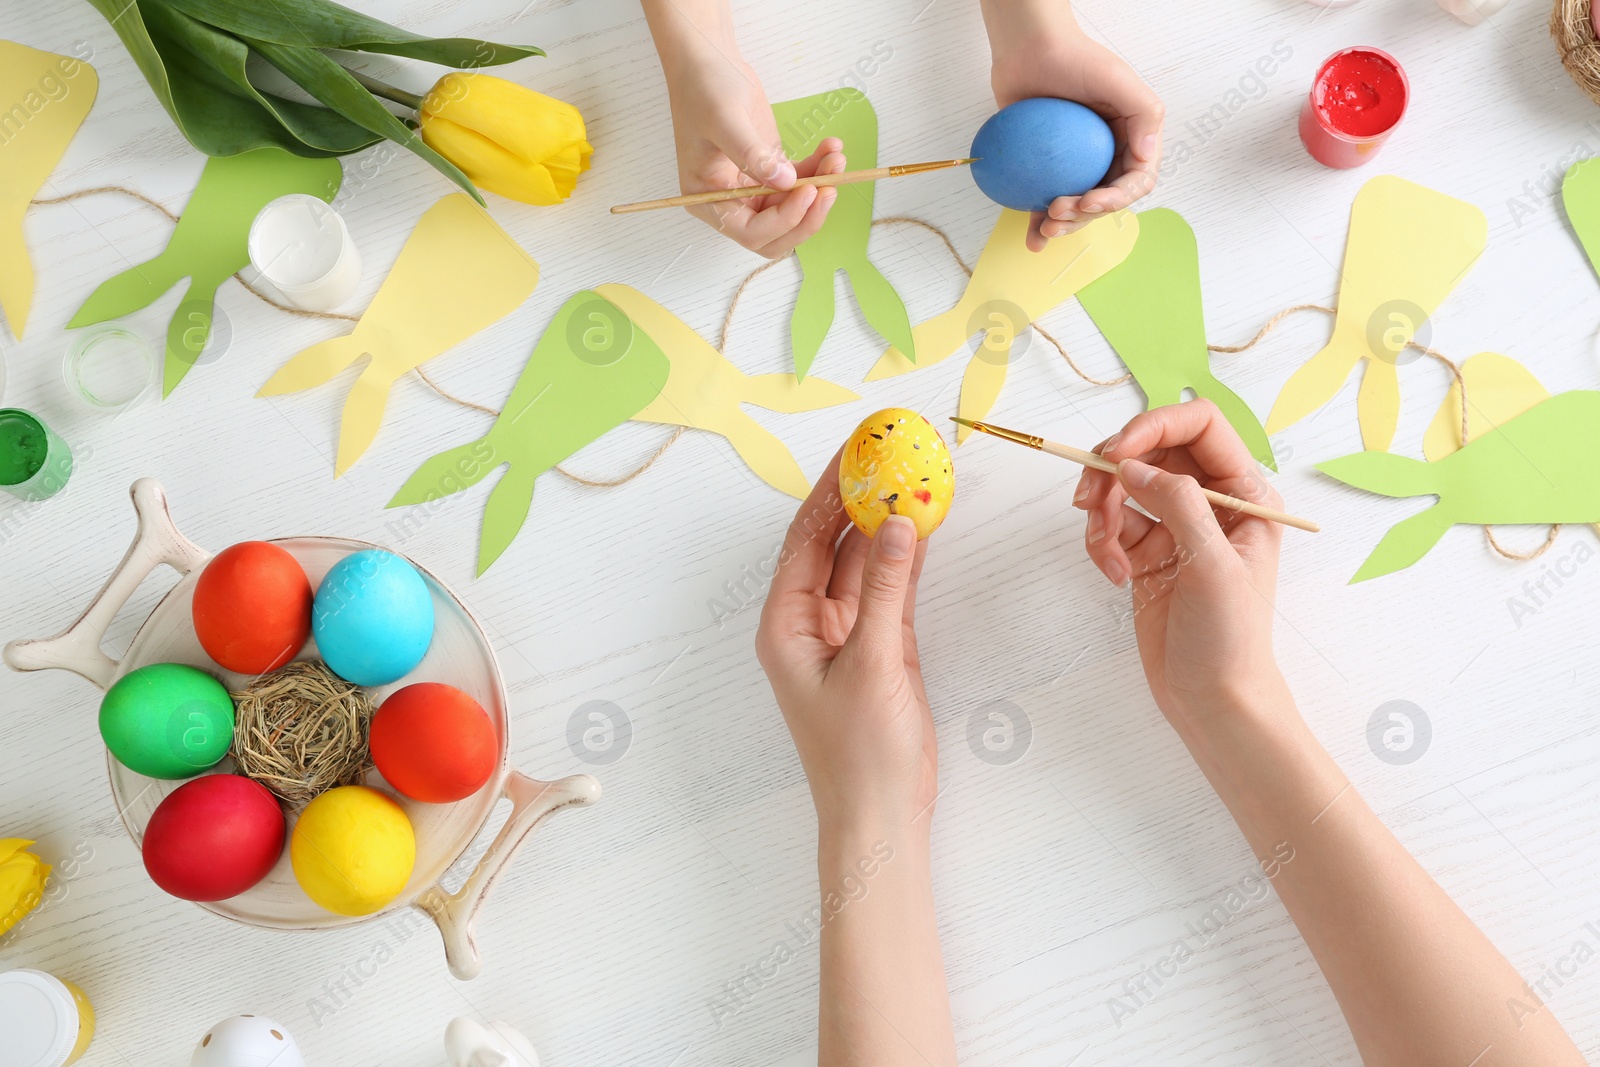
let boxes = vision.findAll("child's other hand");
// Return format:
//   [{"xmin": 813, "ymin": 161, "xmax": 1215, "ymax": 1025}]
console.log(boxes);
[
  {"xmin": 665, "ymin": 57, "xmax": 843, "ymax": 258},
  {"xmin": 756, "ymin": 451, "xmax": 938, "ymax": 833},
  {"xmin": 1073, "ymin": 400, "xmax": 1283, "ymax": 727},
  {"xmin": 989, "ymin": 19, "xmax": 1163, "ymax": 251}
]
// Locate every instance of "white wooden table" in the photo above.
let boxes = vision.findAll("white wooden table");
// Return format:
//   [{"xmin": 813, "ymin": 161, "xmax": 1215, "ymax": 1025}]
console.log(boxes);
[{"xmin": 2, "ymin": 0, "xmax": 1598, "ymax": 1063}]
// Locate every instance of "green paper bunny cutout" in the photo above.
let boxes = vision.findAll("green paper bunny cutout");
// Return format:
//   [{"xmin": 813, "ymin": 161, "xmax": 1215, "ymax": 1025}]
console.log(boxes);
[
  {"xmin": 1077, "ymin": 208, "xmax": 1275, "ymax": 470},
  {"xmin": 69, "ymin": 146, "xmax": 342, "ymax": 397},
  {"xmin": 1562, "ymin": 158, "xmax": 1600, "ymax": 283},
  {"xmin": 1317, "ymin": 390, "xmax": 1600, "ymax": 582},
  {"xmin": 772, "ymin": 89, "xmax": 914, "ymax": 379},
  {"xmin": 388, "ymin": 291, "xmax": 671, "ymax": 576}
]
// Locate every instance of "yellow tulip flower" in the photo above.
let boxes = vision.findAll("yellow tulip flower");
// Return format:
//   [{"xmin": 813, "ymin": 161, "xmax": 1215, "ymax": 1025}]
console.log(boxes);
[
  {"xmin": 0, "ymin": 838, "xmax": 51, "ymax": 937},
  {"xmin": 420, "ymin": 72, "xmax": 592, "ymax": 206}
]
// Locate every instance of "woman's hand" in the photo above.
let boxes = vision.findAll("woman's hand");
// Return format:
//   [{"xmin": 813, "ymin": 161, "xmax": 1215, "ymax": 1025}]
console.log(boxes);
[
  {"xmin": 661, "ymin": 53, "xmax": 844, "ymax": 257},
  {"xmin": 1073, "ymin": 400, "xmax": 1283, "ymax": 727},
  {"xmin": 755, "ymin": 450, "xmax": 938, "ymax": 831},
  {"xmin": 984, "ymin": 2, "xmax": 1164, "ymax": 250}
]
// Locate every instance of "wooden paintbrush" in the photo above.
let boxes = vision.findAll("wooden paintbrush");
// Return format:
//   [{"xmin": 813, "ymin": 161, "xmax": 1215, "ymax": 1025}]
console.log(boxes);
[
  {"xmin": 610, "ymin": 158, "xmax": 977, "ymax": 214},
  {"xmin": 953, "ymin": 417, "xmax": 1320, "ymax": 533}
]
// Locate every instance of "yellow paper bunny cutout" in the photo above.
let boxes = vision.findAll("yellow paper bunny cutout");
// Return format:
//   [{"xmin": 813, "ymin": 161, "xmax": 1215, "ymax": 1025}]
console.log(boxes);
[
  {"xmin": 259, "ymin": 193, "xmax": 539, "ymax": 475},
  {"xmin": 1266, "ymin": 176, "xmax": 1486, "ymax": 452},
  {"xmin": 596, "ymin": 283, "xmax": 858, "ymax": 497},
  {"xmin": 866, "ymin": 209, "xmax": 1138, "ymax": 443},
  {"xmin": 0, "ymin": 43, "xmax": 97, "ymax": 338},
  {"xmin": 1422, "ymin": 352, "xmax": 1550, "ymax": 460}
]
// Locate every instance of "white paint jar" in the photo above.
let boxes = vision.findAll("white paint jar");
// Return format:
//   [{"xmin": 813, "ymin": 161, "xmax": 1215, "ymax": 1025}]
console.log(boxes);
[
  {"xmin": 1436, "ymin": 0, "xmax": 1509, "ymax": 24},
  {"xmin": 0, "ymin": 969, "xmax": 96, "ymax": 1066},
  {"xmin": 247, "ymin": 194, "xmax": 362, "ymax": 312}
]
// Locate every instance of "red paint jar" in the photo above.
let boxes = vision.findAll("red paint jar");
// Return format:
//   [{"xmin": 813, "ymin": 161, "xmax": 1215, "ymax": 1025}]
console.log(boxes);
[{"xmin": 1299, "ymin": 47, "xmax": 1408, "ymax": 169}]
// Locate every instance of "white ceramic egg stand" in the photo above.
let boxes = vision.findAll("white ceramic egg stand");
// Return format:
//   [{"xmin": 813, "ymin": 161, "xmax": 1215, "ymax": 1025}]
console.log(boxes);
[{"xmin": 4, "ymin": 478, "xmax": 599, "ymax": 981}]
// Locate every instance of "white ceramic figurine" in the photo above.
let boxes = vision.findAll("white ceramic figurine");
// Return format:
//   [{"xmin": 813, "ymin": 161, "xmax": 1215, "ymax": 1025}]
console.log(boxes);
[
  {"xmin": 444, "ymin": 1017, "xmax": 540, "ymax": 1067},
  {"xmin": 191, "ymin": 1015, "xmax": 306, "ymax": 1067}
]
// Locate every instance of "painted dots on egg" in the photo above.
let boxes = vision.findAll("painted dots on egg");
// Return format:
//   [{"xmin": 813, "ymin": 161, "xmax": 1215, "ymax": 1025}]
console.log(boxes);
[{"xmin": 839, "ymin": 408, "xmax": 954, "ymax": 539}]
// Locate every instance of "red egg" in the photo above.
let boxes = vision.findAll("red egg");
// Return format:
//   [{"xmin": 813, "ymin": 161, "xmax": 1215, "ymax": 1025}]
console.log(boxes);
[
  {"xmin": 142, "ymin": 774, "xmax": 285, "ymax": 901},
  {"xmin": 370, "ymin": 683, "xmax": 498, "ymax": 803},
  {"xmin": 193, "ymin": 541, "xmax": 312, "ymax": 675}
]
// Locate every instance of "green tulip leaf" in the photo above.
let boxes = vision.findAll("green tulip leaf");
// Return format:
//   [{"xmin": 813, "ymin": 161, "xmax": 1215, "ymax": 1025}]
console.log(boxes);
[
  {"xmin": 84, "ymin": 0, "xmax": 186, "ymax": 143},
  {"xmin": 159, "ymin": 0, "xmax": 541, "ymax": 67},
  {"xmin": 145, "ymin": 3, "xmax": 377, "ymax": 155},
  {"xmin": 246, "ymin": 36, "xmax": 481, "ymax": 203}
]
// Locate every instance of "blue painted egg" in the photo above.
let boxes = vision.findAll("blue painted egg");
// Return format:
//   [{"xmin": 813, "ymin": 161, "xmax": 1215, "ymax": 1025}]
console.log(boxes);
[
  {"xmin": 312, "ymin": 549, "xmax": 434, "ymax": 686},
  {"xmin": 970, "ymin": 98, "xmax": 1116, "ymax": 212}
]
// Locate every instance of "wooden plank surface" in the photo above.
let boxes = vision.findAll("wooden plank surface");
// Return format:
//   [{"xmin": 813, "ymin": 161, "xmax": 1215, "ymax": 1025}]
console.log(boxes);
[{"xmin": 1, "ymin": 0, "xmax": 1597, "ymax": 1063}]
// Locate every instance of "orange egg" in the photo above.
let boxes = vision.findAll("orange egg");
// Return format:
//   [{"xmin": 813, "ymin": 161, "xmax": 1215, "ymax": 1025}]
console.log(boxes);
[
  {"xmin": 370, "ymin": 683, "xmax": 498, "ymax": 803},
  {"xmin": 193, "ymin": 542, "xmax": 312, "ymax": 675}
]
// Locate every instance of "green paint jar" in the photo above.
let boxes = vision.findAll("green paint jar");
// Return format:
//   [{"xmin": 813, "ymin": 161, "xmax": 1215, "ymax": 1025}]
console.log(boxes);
[{"xmin": 0, "ymin": 408, "xmax": 73, "ymax": 501}]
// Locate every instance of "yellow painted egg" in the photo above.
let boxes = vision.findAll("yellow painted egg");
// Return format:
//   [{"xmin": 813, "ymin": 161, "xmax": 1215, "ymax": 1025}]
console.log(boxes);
[
  {"xmin": 290, "ymin": 785, "xmax": 415, "ymax": 916},
  {"xmin": 839, "ymin": 408, "xmax": 954, "ymax": 539}
]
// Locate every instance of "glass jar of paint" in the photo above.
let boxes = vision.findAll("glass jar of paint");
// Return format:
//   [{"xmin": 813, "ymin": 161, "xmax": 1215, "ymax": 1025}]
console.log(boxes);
[
  {"xmin": 248, "ymin": 194, "xmax": 362, "ymax": 312},
  {"xmin": 0, "ymin": 969, "xmax": 97, "ymax": 1066},
  {"xmin": 1299, "ymin": 47, "xmax": 1409, "ymax": 169},
  {"xmin": 0, "ymin": 408, "xmax": 73, "ymax": 500}
]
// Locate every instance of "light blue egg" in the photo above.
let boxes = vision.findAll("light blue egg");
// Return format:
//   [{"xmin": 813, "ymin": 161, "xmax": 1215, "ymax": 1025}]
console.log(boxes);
[
  {"xmin": 970, "ymin": 98, "xmax": 1116, "ymax": 212},
  {"xmin": 312, "ymin": 549, "xmax": 434, "ymax": 686}
]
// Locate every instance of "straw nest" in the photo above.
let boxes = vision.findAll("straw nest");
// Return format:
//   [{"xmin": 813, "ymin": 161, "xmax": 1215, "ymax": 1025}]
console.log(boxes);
[
  {"xmin": 230, "ymin": 661, "xmax": 374, "ymax": 807},
  {"xmin": 1554, "ymin": 0, "xmax": 1600, "ymax": 106}
]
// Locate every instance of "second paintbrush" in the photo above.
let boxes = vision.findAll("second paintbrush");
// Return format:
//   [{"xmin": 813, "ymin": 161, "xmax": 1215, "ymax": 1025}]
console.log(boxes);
[
  {"xmin": 953, "ymin": 417, "xmax": 1320, "ymax": 534},
  {"xmin": 610, "ymin": 158, "xmax": 977, "ymax": 214}
]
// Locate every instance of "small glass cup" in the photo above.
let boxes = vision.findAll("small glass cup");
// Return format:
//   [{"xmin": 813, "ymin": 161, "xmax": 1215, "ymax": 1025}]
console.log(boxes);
[
  {"xmin": 0, "ymin": 408, "xmax": 74, "ymax": 501},
  {"xmin": 64, "ymin": 324, "xmax": 156, "ymax": 412}
]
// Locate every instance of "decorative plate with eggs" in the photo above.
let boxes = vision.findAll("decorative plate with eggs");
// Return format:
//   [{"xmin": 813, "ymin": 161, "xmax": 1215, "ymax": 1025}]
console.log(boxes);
[{"xmin": 3, "ymin": 479, "xmax": 597, "ymax": 981}]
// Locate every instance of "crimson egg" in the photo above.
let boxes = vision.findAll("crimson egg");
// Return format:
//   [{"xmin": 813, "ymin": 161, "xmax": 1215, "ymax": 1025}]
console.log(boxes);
[{"xmin": 142, "ymin": 774, "xmax": 285, "ymax": 901}]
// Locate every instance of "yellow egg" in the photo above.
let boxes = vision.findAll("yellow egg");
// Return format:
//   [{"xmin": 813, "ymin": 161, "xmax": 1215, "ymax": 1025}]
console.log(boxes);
[
  {"xmin": 838, "ymin": 408, "xmax": 954, "ymax": 539},
  {"xmin": 290, "ymin": 785, "xmax": 415, "ymax": 916}
]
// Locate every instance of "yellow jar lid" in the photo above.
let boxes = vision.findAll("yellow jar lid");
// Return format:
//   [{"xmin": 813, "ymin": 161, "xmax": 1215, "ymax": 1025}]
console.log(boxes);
[{"xmin": 0, "ymin": 969, "xmax": 80, "ymax": 1067}]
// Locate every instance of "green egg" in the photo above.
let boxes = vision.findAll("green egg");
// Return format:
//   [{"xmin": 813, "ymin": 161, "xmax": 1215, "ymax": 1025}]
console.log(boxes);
[{"xmin": 99, "ymin": 663, "xmax": 235, "ymax": 779}]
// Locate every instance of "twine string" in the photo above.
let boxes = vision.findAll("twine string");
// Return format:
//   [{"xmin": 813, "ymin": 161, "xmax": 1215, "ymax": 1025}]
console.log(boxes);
[{"xmin": 35, "ymin": 185, "xmax": 1557, "ymax": 560}]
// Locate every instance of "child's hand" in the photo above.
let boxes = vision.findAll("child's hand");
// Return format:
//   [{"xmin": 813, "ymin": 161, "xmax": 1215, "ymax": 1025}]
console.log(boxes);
[
  {"xmin": 663, "ymin": 57, "xmax": 844, "ymax": 258},
  {"xmin": 756, "ymin": 452, "xmax": 938, "ymax": 832},
  {"xmin": 1073, "ymin": 401, "xmax": 1283, "ymax": 727},
  {"xmin": 987, "ymin": 8, "xmax": 1163, "ymax": 250}
]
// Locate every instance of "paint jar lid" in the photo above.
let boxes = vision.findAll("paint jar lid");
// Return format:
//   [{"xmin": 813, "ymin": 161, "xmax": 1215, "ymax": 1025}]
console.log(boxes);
[{"xmin": 0, "ymin": 969, "xmax": 80, "ymax": 1067}]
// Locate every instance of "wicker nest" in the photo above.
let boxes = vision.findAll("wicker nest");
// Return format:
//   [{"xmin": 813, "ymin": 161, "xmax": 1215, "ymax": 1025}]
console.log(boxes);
[
  {"xmin": 230, "ymin": 661, "xmax": 374, "ymax": 807},
  {"xmin": 1554, "ymin": 0, "xmax": 1600, "ymax": 106}
]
